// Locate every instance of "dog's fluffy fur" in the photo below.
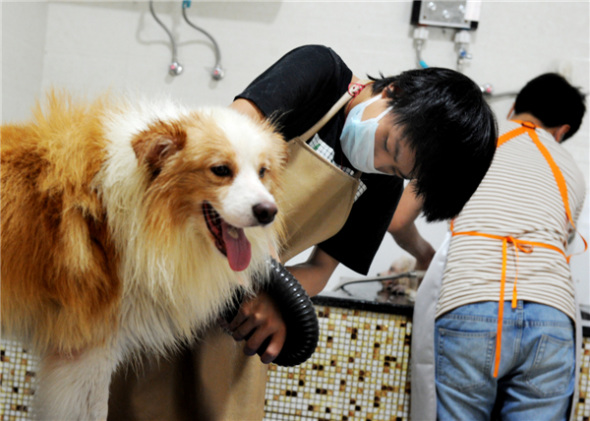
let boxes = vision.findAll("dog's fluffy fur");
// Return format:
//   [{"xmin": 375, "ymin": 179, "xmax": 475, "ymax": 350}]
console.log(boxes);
[{"xmin": 1, "ymin": 92, "xmax": 287, "ymax": 419}]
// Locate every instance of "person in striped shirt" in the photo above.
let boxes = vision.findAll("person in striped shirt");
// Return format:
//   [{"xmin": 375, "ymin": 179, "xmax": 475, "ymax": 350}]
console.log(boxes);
[{"xmin": 394, "ymin": 73, "xmax": 586, "ymax": 421}]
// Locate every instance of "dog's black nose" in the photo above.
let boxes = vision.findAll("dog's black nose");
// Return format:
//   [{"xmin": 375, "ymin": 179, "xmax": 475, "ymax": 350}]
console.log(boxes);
[{"xmin": 253, "ymin": 202, "xmax": 277, "ymax": 225}]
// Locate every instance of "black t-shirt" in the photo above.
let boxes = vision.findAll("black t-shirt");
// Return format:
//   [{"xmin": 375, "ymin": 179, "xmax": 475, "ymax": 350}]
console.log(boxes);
[{"xmin": 236, "ymin": 45, "xmax": 402, "ymax": 274}]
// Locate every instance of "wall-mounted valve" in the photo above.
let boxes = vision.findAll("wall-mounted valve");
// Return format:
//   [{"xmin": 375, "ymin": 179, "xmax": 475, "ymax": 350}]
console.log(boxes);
[{"xmin": 454, "ymin": 30, "xmax": 472, "ymax": 72}]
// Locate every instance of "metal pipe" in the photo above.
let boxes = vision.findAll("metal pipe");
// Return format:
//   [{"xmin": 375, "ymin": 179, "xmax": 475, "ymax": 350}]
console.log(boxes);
[
  {"xmin": 149, "ymin": 0, "xmax": 183, "ymax": 76},
  {"xmin": 182, "ymin": 0, "xmax": 224, "ymax": 80}
]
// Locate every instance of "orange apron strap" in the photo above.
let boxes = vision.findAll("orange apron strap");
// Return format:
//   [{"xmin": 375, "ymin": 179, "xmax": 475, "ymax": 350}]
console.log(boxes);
[
  {"xmin": 528, "ymin": 129, "xmax": 573, "ymax": 222},
  {"xmin": 494, "ymin": 238, "xmax": 508, "ymax": 377},
  {"xmin": 450, "ymin": 229, "xmax": 565, "ymax": 378},
  {"xmin": 501, "ymin": 121, "xmax": 587, "ymax": 258},
  {"xmin": 497, "ymin": 125, "xmax": 527, "ymax": 148},
  {"xmin": 525, "ymin": 128, "xmax": 588, "ymax": 260}
]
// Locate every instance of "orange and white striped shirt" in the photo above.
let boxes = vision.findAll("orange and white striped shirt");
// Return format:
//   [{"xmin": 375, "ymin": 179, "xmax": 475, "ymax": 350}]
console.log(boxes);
[{"xmin": 436, "ymin": 120, "xmax": 586, "ymax": 321}]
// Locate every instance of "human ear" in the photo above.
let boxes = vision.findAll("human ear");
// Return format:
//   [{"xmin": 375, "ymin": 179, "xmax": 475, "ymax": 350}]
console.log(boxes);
[
  {"xmin": 382, "ymin": 83, "xmax": 395, "ymax": 98},
  {"xmin": 554, "ymin": 124, "xmax": 571, "ymax": 143},
  {"xmin": 506, "ymin": 104, "xmax": 515, "ymax": 120}
]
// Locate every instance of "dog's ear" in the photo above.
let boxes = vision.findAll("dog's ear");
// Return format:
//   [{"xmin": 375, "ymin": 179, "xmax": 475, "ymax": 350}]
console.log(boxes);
[{"xmin": 132, "ymin": 120, "xmax": 187, "ymax": 178}]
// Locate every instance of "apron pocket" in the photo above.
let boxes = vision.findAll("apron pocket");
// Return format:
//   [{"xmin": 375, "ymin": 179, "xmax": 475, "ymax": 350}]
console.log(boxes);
[{"xmin": 277, "ymin": 137, "xmax": 359, "ymax": 262}]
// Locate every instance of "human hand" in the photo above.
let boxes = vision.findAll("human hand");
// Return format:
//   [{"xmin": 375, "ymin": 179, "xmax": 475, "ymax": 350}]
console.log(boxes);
[{"xmin": 222, "ymin": 291, "xmax": 287, "ymax": 364}]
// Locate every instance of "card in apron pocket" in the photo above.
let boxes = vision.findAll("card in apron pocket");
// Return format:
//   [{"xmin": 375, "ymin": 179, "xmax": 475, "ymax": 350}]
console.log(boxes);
[{"xmin": 278, "ymin": 136, "xmax": 360, "ymax": 262}]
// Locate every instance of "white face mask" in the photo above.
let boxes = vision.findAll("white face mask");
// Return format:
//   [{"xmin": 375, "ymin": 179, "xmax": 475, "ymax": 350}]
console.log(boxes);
[{"xmin": 340, "ymin": 95, "xmax": 393, "ymax": 174}]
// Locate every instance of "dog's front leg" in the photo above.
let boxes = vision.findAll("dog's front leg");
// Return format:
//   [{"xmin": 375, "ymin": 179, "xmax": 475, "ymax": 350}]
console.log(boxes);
[{"xmin": 35, "ymin": 345, "xmax": 119, "ymax": 421}]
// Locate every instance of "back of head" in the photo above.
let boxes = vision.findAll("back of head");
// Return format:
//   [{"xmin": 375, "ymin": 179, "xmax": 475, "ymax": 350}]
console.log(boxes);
[
  {"xmin": 372, "ymin": 68, "xmax": 497, "ymax": 222},
  {"xmin": 514, "ymin": 73, "xmax": 586, "ymax": 141}
]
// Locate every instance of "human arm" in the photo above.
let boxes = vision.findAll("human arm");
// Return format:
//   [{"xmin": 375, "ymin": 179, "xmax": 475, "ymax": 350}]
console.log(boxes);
[
  {"xmin": 229, "ymin": 98, "xmax": 265, "ymax": 121},
  {"xmin": 388, "ymin": 180, "xmax": 435, "ymax": 271},
  {"xmin": 285, "ymin": 247, "xmax": 340, "ymax": 296},
  {"xmin": 233, "ymin": 44, "xmax": 352, "ymax": 140}
]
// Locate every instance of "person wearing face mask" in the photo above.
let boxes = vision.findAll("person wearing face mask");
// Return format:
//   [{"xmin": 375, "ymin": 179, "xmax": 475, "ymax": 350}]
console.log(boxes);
[
  {"xmin": 228, "ymin": 44, "xmax": 496, "ymax": 304},
  {"xmin": 107, "ymin": 44, "xmax": 497, "ymax": 421},
  {"xmin": 340, "ymin": 94, "xmax": 394, "ymax": 172}
]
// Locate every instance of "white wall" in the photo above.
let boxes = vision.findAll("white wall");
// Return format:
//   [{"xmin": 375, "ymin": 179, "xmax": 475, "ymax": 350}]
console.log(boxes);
[
  {"xmin": 2, "ymin": 0, "xmax": 589, "ymax": 303},
  {"xmin": 2, "ymin": 1, "xmax": 48, "ymax": 122}
]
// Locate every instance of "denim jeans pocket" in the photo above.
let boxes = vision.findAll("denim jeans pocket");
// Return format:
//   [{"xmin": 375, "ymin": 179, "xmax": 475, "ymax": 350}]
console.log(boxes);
[
  {"xmin": 525, "ymin": 334, "xmax": 574, "ymax": 398},
  {"xmin": 435, "ymin": 326, "xmax": 495, "ymax": 392}
]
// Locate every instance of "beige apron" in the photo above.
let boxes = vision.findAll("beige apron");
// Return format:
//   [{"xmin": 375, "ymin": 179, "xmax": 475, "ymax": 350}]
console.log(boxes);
[
  {"xmin": 278, "ymin": 81, "xmax": 369, "ymax": 262},
  {"xmin": 410, "ymin": 123, "xmax": 584, "ymax": 421}
]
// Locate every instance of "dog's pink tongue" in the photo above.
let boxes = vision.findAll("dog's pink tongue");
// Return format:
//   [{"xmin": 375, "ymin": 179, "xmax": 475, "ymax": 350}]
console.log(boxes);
[{"xmin": 221, "ymin": 222, "xmax": 251, "ymax": 272}]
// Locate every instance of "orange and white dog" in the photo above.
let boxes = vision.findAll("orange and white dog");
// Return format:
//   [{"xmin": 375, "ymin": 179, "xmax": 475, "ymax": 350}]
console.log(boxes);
[{"xmin": 1, "ymin": 92, "xmax": 287, "ymax": 420}]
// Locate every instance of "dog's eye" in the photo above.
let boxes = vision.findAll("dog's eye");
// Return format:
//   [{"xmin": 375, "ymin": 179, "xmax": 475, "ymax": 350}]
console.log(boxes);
[
  {"xmin": 211, "ymin": 165, "xmax": 232, "ymax": 177},
  {"xmin": 259, "ymin": 167, "xmax": 267, "ymax": 178}
]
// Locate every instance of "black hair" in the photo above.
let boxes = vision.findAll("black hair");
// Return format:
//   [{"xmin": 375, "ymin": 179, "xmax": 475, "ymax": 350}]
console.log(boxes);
[
  {"xmin": 369, "ymin": 68, "xmax": 497, "ymax": 222},
  {"xmin": 514, "ymin": 73, "xmax": 586, "ymax": 141}
]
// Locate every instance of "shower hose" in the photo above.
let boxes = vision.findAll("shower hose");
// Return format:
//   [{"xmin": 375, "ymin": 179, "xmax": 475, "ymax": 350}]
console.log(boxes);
[{"xmin": 223, "ymin": 258, "xmax": 319, "ymax": 366}]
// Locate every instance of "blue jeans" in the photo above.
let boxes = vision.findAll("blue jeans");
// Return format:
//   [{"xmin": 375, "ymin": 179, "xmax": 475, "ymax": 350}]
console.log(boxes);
[{"xmin": 434, "ymin": 301, "xmax": 575, "ymax": 421}]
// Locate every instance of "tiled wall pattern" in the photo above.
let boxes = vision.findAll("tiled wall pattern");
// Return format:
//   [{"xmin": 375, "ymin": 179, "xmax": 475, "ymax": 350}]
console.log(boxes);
[
  {"xmin": 581, "ymin": 342, "xmax": 590, "ymax": 421},
  {"xmin": 264, "ymin": 305, "xmax": 590, "ymax": 421},
  {"xmin": 1, "ymin": 307, "xmax": 589, "ymax": 420},
  {"xmin": 0, "ymin": 341, "xmax": 36, "ymax": 421},
  {"xmin": 264, "ymin": 305, "xmax": 412, "ymax": 421}
]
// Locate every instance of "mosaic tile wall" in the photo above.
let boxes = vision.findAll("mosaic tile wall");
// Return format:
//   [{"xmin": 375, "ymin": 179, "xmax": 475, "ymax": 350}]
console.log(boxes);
[
  {"xmin": 1, "ymin": 308, "xmax": 589, "ymax": 420},
  {"xmin": 581, "ymin": 343, "xmax": 590, "ymax": 421},
  {"xmin": 264, "ymin": 305, "xmax": 412, "ymax": 421},
  {"xmin": 0, "ymin": 341, "xmax": 36, "ymax": 421},
  {"xmin": 263, "ymin": 305, "xmax": 590, "ymax": 421}
]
